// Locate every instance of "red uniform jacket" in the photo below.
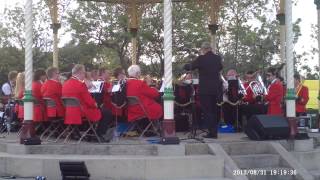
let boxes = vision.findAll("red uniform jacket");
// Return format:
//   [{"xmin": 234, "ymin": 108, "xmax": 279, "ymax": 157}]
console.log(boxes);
[
  {"xmin": 62, "ymin": 77, "xmax": 101, "ymax": 124},
  {"xmin": 103, "ymin": 82, "xmax": 125, "ymax": 116},
  {"xmin": 41, "ymin": 79, "xmax": 65, "ymax": 117},
  {"xmin": 265, "ymin": 80, "xmax": 284, "ymax": 115},
  {"xmin": 243, "ymin": 82, "xmax": 255, "ymax": 104},
  {"xmin": 296, "ymin": 84, "xmax": 309, "ymax": 113},
  {"xmin": 15, "ymin": 90, "xmax": 24, "ymax": 120},
  {"xmin": 126, "ymin": 78, "xmax": 163, "ymax": 122},
  {"xmin": 32, "ymin": 81, "xmax": 46, "ymax": 122}
]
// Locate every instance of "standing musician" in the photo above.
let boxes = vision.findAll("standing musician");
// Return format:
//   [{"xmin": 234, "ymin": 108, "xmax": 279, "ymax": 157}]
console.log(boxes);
[
  {"xmin": 184, "ymin": 42, "xmax": 223, "ymax": 139},
  {"xmin": 264, "ymin": 67, "xmax": 284, "ymax": 116},
  {"xmin": 294, "ymin": 73, "xmax": 309, "ymax": 117}
]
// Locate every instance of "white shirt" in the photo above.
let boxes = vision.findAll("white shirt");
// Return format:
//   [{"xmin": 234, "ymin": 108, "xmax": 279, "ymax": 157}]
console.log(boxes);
[{"xmin": 1, "ymin": 82, "xmax": 12, "ymax": 96}]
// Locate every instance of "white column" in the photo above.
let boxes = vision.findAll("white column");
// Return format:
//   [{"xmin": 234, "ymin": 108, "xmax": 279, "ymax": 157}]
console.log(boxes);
[
  {"xmin": 163, "ymin": 0, "xmax": 173, "ymax": 120},
  {"xmin": 317, "ymin": 3, "xmax": 320, "ymax": 113},
  {"xmin": 24, "ymin": 0, "xmax": 34, "ymax": 121},
  {"xmin": 162, "ymin": 0, "xmax": 178, "ymax": 142},
  {"xmin": 285, "ymin": 0, "xmax": 295, "ymax": 117}
]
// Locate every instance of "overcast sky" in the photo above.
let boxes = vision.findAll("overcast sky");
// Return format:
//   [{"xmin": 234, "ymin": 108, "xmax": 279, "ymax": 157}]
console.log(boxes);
[{"xmin": 0, "ymin": 0, "xmax": 319, "ymax": 70}]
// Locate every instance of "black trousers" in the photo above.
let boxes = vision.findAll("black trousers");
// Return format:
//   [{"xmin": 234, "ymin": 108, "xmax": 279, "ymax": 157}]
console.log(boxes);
[
  {"xmin": 222, "ymin": 103, "xmax": 237, "ymax": 126},
  {"xmin": 199, "ymin": 95, "xmax": 219, "ymax": 136},
  {"xmin": 96, "ymin": 108, "xmax": 113, "ymax": 136}
]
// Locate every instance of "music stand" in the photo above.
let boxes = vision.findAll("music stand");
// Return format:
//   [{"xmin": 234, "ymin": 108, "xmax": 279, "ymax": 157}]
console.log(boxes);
[{"xmin": 176, "ymin": 79, "xmax": 205, "ymax": 143}]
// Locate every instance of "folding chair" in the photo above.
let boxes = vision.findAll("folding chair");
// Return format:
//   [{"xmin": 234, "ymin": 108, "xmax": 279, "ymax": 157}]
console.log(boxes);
[
  {"xmin": 41, "ymin": 97, "xmax": 64, "ymax": 141},
  {"xmin": 126, "ymin": 96, "xmax": 160, "ymax": 138},
  {"xmin": 57, "ymin": 97, "xmax": 101, "ymax": 144}
]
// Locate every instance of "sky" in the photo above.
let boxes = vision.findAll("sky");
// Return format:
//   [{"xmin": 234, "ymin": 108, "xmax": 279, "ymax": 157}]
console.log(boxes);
[{"xmin": 0, "ymin": 0, "xmax": 319, "ymax": 70}]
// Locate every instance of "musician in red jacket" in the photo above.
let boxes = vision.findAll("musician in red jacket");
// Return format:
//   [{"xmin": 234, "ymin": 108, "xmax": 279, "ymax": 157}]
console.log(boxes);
[
  {"xmin": 126, "ymin": 65, "xmax": 162, "ymax": 122},
  {"xmin": 62, "ymin": 64, "xmax": 113, "ymax": 141},
  {"xmin": 294, "ymin": 73, "xmax": 309, "ymax": 116},
  {"xmin": 242, "ymin": 71, "xmax": 256, "ymax": 104},
  {"xmin": 32, "ymin": 69, "xmax": 47, "ymax": 122},
  {"xmin": 264, "ymin": 68, "xmax": 284, "ymax": 115},
  {"xmin": 41, "ymin": 67, "xmax": 64, "ymax": 117}
]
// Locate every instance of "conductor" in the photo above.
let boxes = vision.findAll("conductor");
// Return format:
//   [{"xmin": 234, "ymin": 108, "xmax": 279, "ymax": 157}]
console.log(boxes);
[{"xmin": 184, "ymin": 42, "xmax": 223, "ymax": 138}]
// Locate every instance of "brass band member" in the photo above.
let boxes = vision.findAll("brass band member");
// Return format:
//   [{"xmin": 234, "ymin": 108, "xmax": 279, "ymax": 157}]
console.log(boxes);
[
  {"xmin": 264, "ymin": 67, "xmax": 284, "ymax": 115},
  {"xmin": 294, "ymin": 73, "xmax": 309, "ymax": 117}
]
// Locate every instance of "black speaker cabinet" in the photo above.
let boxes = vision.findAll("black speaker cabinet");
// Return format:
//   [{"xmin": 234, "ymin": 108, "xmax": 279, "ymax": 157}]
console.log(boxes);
[
  {"xmin": 59, "ymin": 161, "xmax": 90, "ymax": 180},
  {"xmin": 245, "ymin": 115, "xmax": 290, "ymax": 140}
]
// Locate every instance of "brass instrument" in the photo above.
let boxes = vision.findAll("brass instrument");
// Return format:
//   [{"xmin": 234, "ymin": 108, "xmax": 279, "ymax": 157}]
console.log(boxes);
[
  {"xmin": 247, "ymin": 73, "xmax": 268, "ymax": 96},
  {"xmin": 238, "ymin": 78, "xmax": 247, "ymax": 96}
]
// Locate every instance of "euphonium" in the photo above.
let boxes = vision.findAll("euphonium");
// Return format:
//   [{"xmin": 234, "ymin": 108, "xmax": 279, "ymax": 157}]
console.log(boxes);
[{"xmin": 247, "ymin": 74, "xmax": 268, "ymax": 96}]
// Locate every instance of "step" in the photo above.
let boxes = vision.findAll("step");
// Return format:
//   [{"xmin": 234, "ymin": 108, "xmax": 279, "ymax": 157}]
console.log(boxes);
[
  {"xmin": 242, "ymin": 167, "xmax": 296, "ymax": 180},
  {"xmin": 0, "ymin": 153, "xmax": 224, "ymax": 180},
  {"xmin": 221, "ymin": 142, "xmax": 276, "ymax": 155},
  {"xmin": 231, "ymin": 154, "xmax": 280, "ymax": 169},
  {"xmin": 310, "ymin": 170, "xmax": 320, "ymax": 180}
]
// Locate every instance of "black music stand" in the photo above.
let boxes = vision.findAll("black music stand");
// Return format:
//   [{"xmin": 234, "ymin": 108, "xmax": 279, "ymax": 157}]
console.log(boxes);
[{"xmin": 176, "ymin": 80, "xmax": 205, "ymax": 143}]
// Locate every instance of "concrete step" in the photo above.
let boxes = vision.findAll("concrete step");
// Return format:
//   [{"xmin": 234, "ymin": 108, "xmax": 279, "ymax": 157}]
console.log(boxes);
[
  {"xmin": 310, "ymin": 170, "xmax": 320, "ymax": 180},
  {"xmin": 242, "ymin": 167, "xmax": 296, "ymax": 180},
  {"xmin": 221, "ymin": 142, "xmax": 276, "ymax": 155},
  {"xmin": 0, "ymin": 153, "xmax": 224, "ymax": 180},
  {"xmin": 231, "ymin": 154, "xmax": 280, "ymax": 169}
]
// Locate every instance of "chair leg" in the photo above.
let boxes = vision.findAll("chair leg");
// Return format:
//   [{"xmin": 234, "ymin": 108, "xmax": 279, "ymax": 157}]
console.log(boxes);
[
  {"xmin": 63, "ymin": 126, "xmax": 76, "ymax": 144},
  {"xmin": 40, "ymin": 122, "xmax": 54, "ymax": 140},
  {"xmin": 55, "ymin": 125, "xmax": 70, "ymax": 143},
  {"xmin": 139, "ymin": 122, "xmax": 153, "ymax": 138},
  {"xmin": 77, "ymin": 123, "xmax": 101, "ymax": 144},
  {"xmin": 45, "ymin": 121, "xmax": 63, "ymax": 141}
]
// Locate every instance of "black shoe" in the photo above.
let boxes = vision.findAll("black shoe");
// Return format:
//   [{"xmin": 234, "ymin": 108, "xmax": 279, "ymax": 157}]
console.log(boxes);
[{"xmin": 202, "ymin": 133, "xmax": 217, "ymax": 139}]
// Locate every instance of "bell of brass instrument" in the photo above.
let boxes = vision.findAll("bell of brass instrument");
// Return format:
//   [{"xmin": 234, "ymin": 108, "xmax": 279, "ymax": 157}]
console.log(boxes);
[
  {"xmin": 238, "ymin": 78, "xmax": 247, "ymax": 96},
  {"xmin": 221, "ymin": 74, "xmax": 228, "ymax": 91},
  {"xmin": 256, "ymin": 74, "xmax": 268, "ymax": 95},
  {"xmin": 246, "ymin": 74, "xmax": 268, "ymax": 96}
]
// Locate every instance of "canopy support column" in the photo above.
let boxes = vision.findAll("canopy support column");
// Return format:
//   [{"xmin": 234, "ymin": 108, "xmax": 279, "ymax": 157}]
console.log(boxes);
[
  {"xmin": 20, "ymin": 0, "xmax": 40, "ymax": 145},
  {"xmin": 161, "ymin": 0, "xmax": 179, "ymax": 144},
  {"xmin": 129, "ymin": 0, "xmax": 139, "ymax": 65},
  {"xmin": 277, "ymin": 0, "xmax": 286, "ymax": 82},
  {"xmin": 285, "ymin": 0, "xmax": 296, "ymax": 138},
  {"xmin": 315, "ymin": 0, "xmax": 320, "ymax": 115}
]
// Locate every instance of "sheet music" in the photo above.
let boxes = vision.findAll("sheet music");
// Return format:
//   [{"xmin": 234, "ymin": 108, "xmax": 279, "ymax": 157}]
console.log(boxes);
[{"xmin": 88, "ymin": 81, "xmax": 104, "ymax": 93}]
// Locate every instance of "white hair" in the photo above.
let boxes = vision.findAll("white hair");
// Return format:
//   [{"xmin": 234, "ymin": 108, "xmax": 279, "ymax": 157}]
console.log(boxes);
[
  {"xmin": 127, "ymin": 65, "xmax": 141, "ymax": 78},
  {"xmin": 72, "ymin": 64, "xmax": 85, "ymax": 75}
]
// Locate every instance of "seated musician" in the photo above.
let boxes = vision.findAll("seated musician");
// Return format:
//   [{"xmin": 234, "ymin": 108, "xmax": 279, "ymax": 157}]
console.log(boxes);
[
  {"xmin": 32, "ymin": 69, "xmax": 47, "ymax": 122},
  {"xmin": 174, "ymin": 73, "xmax": 193, "ymax": 106},
  {"xmin": 41, "ymin": 67, "xmax": 65, "ymax": 118},
  {"xmin": 99, "ymin": 68, "xmax": 112, "ymax": 110},
  {"xmin": 62, "ymin": 64, "xmax": 113, "ymax": 142},
  {"xmin": 126, "ymin": 65, "xmax": 162, "ymax": 122},
  {"xmin": 1, "ymin": 71, "xmax": 18, "ymax": 104},
  {"xmin": 222, "ymin": 69, "xmax": 243, "ymax": 130},
  {"xmin": 14, "ymin": 72, "xmax": 25, "ymax": 120},
  {"xmin": 242, "ymin": 71, "xmax": 256, "ymax": 104},
  {"xmin": 264, "ymin": 67, "xmax": 284, "ymax": 115},
  {"xmin": 294, "ymin": 73, "xmax": 309, "ymax": 117}
]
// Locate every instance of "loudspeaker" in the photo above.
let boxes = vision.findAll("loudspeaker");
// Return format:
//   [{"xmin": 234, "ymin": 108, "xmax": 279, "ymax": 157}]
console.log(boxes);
[
  {"xmin": 59, "ymin": 161, "xmax": 90, "ymax": 180},
  {"xmin": 245, "ymin": 115, "xmax": 290, "ymax": 140}
]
